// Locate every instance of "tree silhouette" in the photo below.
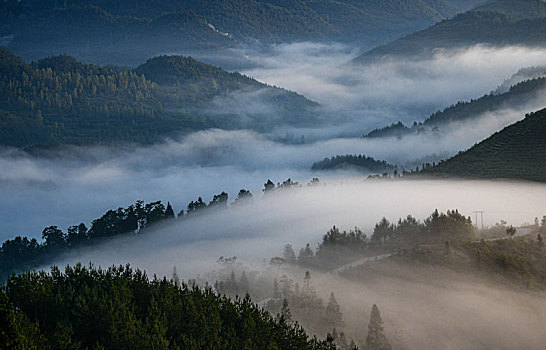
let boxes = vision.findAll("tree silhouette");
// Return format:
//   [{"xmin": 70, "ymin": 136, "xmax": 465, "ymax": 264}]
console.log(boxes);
[
  {"xmin": 365, "ymin": 304, "xmax": 391, "ymax": 350},
  {"xmin": 165, "ymin": 202, "xmax": 175, "ymax": 219},
  {"xmin": 325, "ymin": 292, "xmax": 344, "ymax": 327}
]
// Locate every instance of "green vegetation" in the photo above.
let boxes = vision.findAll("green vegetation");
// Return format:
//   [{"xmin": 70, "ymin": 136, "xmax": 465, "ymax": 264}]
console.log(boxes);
[
  {"xmin": 0, "ymin": 48, "xmax": 316, "ymax": 147},
  {"xmin": 425, "ymin": 77, "xmax": 546, "ymax": 126},
  {"xmin": 0, "ymin": 0, "xmax": 482, "ymax": 63},
  {"xmin": 284, "ymin": 209, "xmax": 474, "ymax": 270},
  {"xmin": 1, "ymin": 264, "xmax": 336, "ymax": 349},
  {"xmin": 367, "ymin": 234, "xmax": 546, "ymax": 289},
  {"xmin": 419, "ymin": 108, "xmax": 546, "ymax": 182},
  {"xmin": 311, "ymin": 154, "xmax": 396, "ymax": 174},
  {"xmin": 364, "ymin": 76, "xmax": 546, "ymax": 140},
  {"xmin": 354, "ymin": 0, "xmax": 546, "ymax": 62}
]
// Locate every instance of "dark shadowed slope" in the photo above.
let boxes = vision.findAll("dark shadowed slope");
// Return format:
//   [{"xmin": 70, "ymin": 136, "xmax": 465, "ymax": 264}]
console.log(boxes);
[
  {"xmin": 0, "ymin": 48, "xmax": 317, "ymax": 147},
  {"xmin": 353, "ymin": 0, "xmax": 546, "ymax": 63},
  {"xmin": 419, "ymin": 108, "xmax": 546, "ymax": 182},
  {"xmin": 364, "ymin": 76, "xmax": 546, "ymax": 138},
  {"xmin": 1, "ymin": 0, "xmax": 482, "ymax": 64}
]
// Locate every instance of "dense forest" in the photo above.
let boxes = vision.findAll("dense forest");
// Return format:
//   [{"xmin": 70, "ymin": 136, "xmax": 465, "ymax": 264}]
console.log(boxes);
[
  {"xmin": 363, "ymin": 76, "xmax": 546, "ymax": 138},
  {"xmin": 311, "ymin": 155, "xmax": 396, "ymax": 174},
  {"xmin": 0, "ymin": 48, "xmax": 316, "ymax": 147},
  {"xmin": 0, "ymin": 264, "xmax": 339, "ymax": 349},
  {"xmin": 354, "ymin": 0, "xmax": 546, "ymax": 62},
  {"xmin": 418, "ymin": 108, "xmax": 546, "ymax": 182},
  {"xmin": 0, "ymin": 0, "xmax": 481, "ymax": 63}
]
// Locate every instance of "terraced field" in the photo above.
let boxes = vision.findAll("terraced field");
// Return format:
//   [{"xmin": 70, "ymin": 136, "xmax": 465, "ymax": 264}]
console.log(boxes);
[{"xmin": 420, "ymin": 108, "xmax": 546, "ymax": 182}]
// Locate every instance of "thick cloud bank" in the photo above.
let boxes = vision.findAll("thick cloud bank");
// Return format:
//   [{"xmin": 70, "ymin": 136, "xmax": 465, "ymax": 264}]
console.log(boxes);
[{"xmin": 239, "ymin": 43, "xmax": 546, "ymax": 131}]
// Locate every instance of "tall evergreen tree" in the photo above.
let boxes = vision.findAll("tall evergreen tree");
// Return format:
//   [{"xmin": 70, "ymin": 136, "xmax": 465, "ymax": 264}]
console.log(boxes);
[
  {"xmin": 325, "ymin": 292, "xmax": 344, "ymax": 326},
  {"xmin": 365, "ymin": 304, "xmax": 391, "ymax": 350},
  {"xmin": 283, "ymin": 244, "xmax": 297, "ymax": 264},
  {"xmin": 165, "ymin": 202, "xmax": 175, "ymax": 219}
]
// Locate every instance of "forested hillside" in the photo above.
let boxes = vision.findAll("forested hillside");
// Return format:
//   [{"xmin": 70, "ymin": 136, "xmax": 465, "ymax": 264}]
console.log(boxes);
[
  {"xmin": 0, "ymin": 48, "xmax": 317, "ymax": 147},
  {"xmin": 419, "ymin": 108, "xmax": 546, "ymax": 182},
  {"xmin": 1, "ymin": 264, "xmax": 336, "ymax": 349},
  {"xmin": 353, "ymin": 0, "xmax": 546, "ymax": 62},
  {"xmin": 364, "ymin": 76, "xmax": 546, "ymax": 138},
  {"xmin": 311, "ymin": 154, "xmax": 396, "ymax": 174},
  {"xmin": 0, "ymin": 0, "xmax": 482, "ymax": 63}
]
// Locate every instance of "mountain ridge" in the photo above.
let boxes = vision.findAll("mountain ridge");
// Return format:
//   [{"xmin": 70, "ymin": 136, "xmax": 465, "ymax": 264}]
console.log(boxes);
[{"xmin": 417, "ymin": 108, "xmax": 546, "ymax": 182}]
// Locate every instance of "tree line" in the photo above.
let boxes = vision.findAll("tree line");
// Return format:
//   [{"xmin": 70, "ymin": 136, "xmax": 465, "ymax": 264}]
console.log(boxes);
[
  {"xmin": 275, "ymin": 209, "xmax": 474, "ymax": 270},
  {"xmin": 0, "ymin": 263, "xmax": 339, "ymax": 349},
  {"xmin": 0, "ymin": 177, "xmax": 321, "ymax": 281}
]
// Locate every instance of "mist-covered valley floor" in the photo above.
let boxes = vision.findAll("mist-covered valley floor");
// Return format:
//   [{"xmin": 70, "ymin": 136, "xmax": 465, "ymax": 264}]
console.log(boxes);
[
  {"xmin": 2, "ymin": 43, "xmax": 546, "ymax": 238},
  {"xmin": 2, "ymin": 39, "xmax": 546, "ymax": 350},
  {"xmin": 33, "ymin": 179, "xmax": 546, "ymax": 349}
]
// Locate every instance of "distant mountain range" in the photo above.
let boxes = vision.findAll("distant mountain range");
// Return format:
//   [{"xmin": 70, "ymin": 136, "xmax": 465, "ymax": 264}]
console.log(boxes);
[
  {"xmin": 353, "ymin": 0, "xmax": 546, "ymax": 62},
  {"xmin": 0, "ymin": 48, "xmax": 317, "ymax": 147},
  {"xmin": 418, "ymin": 108, "xmax": 546, "ymax": 182},
  {"xmin": 0, "ymin": 0, "xmax": 482, "ymax": 64},
  {"xmin": 364, "ymin": 75, "xmax": 546, "ymax": 138}
]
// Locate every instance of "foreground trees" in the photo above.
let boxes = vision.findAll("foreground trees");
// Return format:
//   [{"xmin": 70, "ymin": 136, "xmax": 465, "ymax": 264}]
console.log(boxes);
[{"xmin": 3, "ymin": 264, "xmax": 336, "ymax": 350}]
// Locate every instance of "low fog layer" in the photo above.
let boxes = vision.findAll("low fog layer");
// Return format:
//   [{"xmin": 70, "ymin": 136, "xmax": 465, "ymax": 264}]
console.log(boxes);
[
  {"xmin": 44, "ymin": 179, "xmax": 546, "ymax": 349},
  {"xmin": 47, "ymin": 179, "xmax": 546, "ymax": 277},
  {"xmin": 1, "ymin": 98, "xmax": 544, "ymax": 239},
  {"xmin": 238, "ymin": 43, "xmax": 546, "ymax": 132},
  {"xmin": 2, "ymin": 43, "xmax": 546, "ymax": 245}
]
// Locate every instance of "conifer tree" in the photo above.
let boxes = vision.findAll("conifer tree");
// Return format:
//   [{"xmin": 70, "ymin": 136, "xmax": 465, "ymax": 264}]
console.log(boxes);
[
  {"xmin": 365, "ymin": 304, "xmax": 391, "ymax": 350},
  {"xmin": 165, "ymin": 202, "xmax": 175, "ymax": 219},
  {"xmin": 325, "ymin": 292, "xmax": 344, "ymax": 326},
  {"xmin": 280, "ymin": 299, "xmax": 292, "ymax": 325},
  {"xmin": 283, "ymin": 244, "xmax": 297, "ymax": 264}
]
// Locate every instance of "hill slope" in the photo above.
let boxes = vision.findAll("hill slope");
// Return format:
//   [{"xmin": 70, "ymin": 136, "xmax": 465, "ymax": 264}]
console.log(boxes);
[
  {"xmin": 364, "ymin": 76, "xmax": 546, "ymax": 138},
  {"xmin": 419, "ymin": 108, "xmax": 546, "ymax": 182},
  {"xmin": 1, "ymin": 0, "xmax": 482, "ymax": 64},
  {"xmin": 2, "ymin": 264, "xmax": 334, "ymax": 349},
  {"xmin": 353, "ymin": 0, "xmax": 546, "ymax": 62},
  {"xmin": 0, "ymin": 48, "xmax": 317, "ymax": 147}
]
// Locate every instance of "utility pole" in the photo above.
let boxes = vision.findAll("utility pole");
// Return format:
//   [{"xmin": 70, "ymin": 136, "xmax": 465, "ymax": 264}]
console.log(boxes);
[{"xmin": 473, "ymin": 210, "xmax": 485, "ymax": 229}]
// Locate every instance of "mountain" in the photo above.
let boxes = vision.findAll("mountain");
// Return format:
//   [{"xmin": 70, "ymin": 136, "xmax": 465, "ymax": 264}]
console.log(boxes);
[
  {"xmin": 0, "ymin": 4, "xmax": 233, "ymax": 65},
  {"xmin": 0, "ymin": 48, "xmax": 317, "ymax": 148},
  {"xmin": 418, "ymin": 108, "xmax": 546, "ymax": 182},
  {"xmin": 493, "ymin": 66, "xmax": 546, "ymax": 95},
  {"xmin": 1, "ymin": 0, "xmax": 483, "ymax": 64},
  {"xmin": 363, "ymin": 76, "xmax": 546, "ymax": 138},
  {"xmin": 353, "ymin": 0, "xmax": 546, "ymax": 62}
]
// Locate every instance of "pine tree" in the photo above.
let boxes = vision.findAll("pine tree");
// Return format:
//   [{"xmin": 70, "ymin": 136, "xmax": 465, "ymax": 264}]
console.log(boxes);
[
  {"xmin": 283, "ymin": 244, "xmax": 297, "ymax": 264},
  {"xmin": 165, "ymin": 202, "xmax": 175, "ymax": 219},
  {"xmin": 365, "ymin": 304, "xmax": 391, "ymax": 350},
  {"xmin": 325, "ymin": 292, "xmax": 344, "ymax": 326},
  {"xmin": 280, "ymin": 299, "xmax": 292, "ymax": 325}
]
